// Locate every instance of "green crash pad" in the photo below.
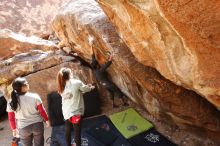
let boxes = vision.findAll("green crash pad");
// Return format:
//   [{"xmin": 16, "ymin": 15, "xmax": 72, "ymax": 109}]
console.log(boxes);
[{"xmin": 109, "ymin": 108, "xmax": 153, "ymax": 139}]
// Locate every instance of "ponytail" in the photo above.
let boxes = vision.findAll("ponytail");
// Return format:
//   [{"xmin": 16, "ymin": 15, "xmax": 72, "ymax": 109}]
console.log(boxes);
[
  {"xmin": 10, "ymin": 90, "xmax": 20, "ymax": 111},
  {"xmin": 57, "ymin": 72, "xmax": 66, "ymax": 94},
  {"xmin": 57, "ymin": 68, "xmax": 72, "ymax": 94},
  {"xmin": 10, "ymin": 77, "xmax": 28, "ymax": 111}
]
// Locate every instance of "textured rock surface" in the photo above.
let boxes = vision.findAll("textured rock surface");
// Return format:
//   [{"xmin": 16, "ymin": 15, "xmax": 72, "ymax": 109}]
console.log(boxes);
[
  {"xmin": 25, "ymin": 61, "xmax": 95, "ymax": 103},
  {"xmin": 52, "ymin": 0, "xmax": 220, "ymax": 145},
  {"xmin": 97, "ymin": 0, "xmax": 220, "ymax": 109},
  {"xmin": 0, "ymin": 50, "xmax": 74, "ymax": 98},
  {"xmin": 0, "ymin": 29, "xmax": 58, "ymax": 60},
  {"xmin": 0, "ymin": 0, "xmax": 68, "ymax": 36},
  {"xmin": 1, "ymin": 61, "xmax": 96, "ymax": 117}
]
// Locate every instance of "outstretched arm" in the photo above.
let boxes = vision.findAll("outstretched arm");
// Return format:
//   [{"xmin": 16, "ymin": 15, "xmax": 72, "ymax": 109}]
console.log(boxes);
[
  {"xmin": 99, "ymin": 53, "xmax": 113, "ymax": 72},
  {"xmin": 79, "ymin": 81, "xmax": 95, "ymax": 93},
  {"xmin": 91, "ymin": 54, "xmax": 98, "ymax": 69},
  {"xmin": 99, "ymin": 60, "xmax": 112, "ymax": 72}
]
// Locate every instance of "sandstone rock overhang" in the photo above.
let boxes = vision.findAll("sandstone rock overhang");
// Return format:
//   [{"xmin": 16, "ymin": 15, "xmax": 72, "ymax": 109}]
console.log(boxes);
[{"xmin": 97, "ymin": 0, "xmax": 220, "ymax": 110}]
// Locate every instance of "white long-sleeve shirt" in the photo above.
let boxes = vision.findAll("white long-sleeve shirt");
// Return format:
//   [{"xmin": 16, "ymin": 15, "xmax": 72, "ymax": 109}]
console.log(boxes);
[{"xmin": 61, "ymin": 79, "xmax": 92, "ymax": 120}]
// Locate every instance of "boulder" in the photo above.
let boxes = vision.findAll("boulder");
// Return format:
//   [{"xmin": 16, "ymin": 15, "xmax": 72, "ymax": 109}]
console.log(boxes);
[
  {"xmin": 97, "ymin": 0, "xmax": 220, "ymax": 109},
  {"xmin": 1, "ymin": 61, "xmax": 97, "ymax": 109},
  {"xmin": 0, "ymin": 29, "xmax": 58, "ymax": 60},
  {"xmin": 25, "ymin": 61, "xmax": 95, "ymax": 104},
  {"xmin": 0, "ymin": 50, "xmax": 74, "ymax": 98},
  {"xmin": 0, "ymin": 0, "xmax": 69, "ymax": 36},
  {"xmin": 52, "ymin": 0, "xmax": 220, "ymax": 145}
]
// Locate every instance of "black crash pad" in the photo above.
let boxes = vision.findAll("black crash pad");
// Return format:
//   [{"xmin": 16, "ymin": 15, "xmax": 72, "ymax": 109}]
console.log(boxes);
[{"xmin": 128, "ymin": 128, "xmax": 177, "ymax": 146}]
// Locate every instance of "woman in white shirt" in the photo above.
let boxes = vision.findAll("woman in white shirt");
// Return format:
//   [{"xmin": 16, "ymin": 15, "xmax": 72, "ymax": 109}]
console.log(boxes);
[{"xmin": 57, "ymin": 67, "xmax": 94, "ymax": 146}]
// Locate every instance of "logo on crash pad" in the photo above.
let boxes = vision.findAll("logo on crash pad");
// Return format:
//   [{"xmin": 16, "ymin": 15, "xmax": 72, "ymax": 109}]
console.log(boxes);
[
  {"xmin": 127, "ymin": 125, "xmax": 138, "ymax": 131},
  {"xmin": 144, "ymin": 133, "xmax": 160, "ymax": 143},
  {"xmin": 101, "ymin": 123, "xmax": 110, "ymax": 131},
  {"xmin": 72, "ymin": 138, "xmax": 88, "ymax": 146}
]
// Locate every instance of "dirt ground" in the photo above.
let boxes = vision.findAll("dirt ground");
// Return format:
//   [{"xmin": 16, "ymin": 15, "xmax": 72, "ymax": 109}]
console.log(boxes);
[{"xmin": 0, "ymin": 113, "xmax": 51, "ymax": 146}]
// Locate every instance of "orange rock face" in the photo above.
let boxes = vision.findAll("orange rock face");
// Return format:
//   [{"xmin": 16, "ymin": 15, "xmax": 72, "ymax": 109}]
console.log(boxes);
[
  {"xmin": 97, "ymin": 0, "xmax": 220, "ymax": 109},
  {"xmin": 52, "ymin": 0, "xmax": 220, "ymax": 145},
  {"xmin": 0, "ymin": 0, "xmax": 68, "ymax": 36},
  {"xmin": 0, "ymin": 29, "xmax": 58, "ymax": 60}
]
